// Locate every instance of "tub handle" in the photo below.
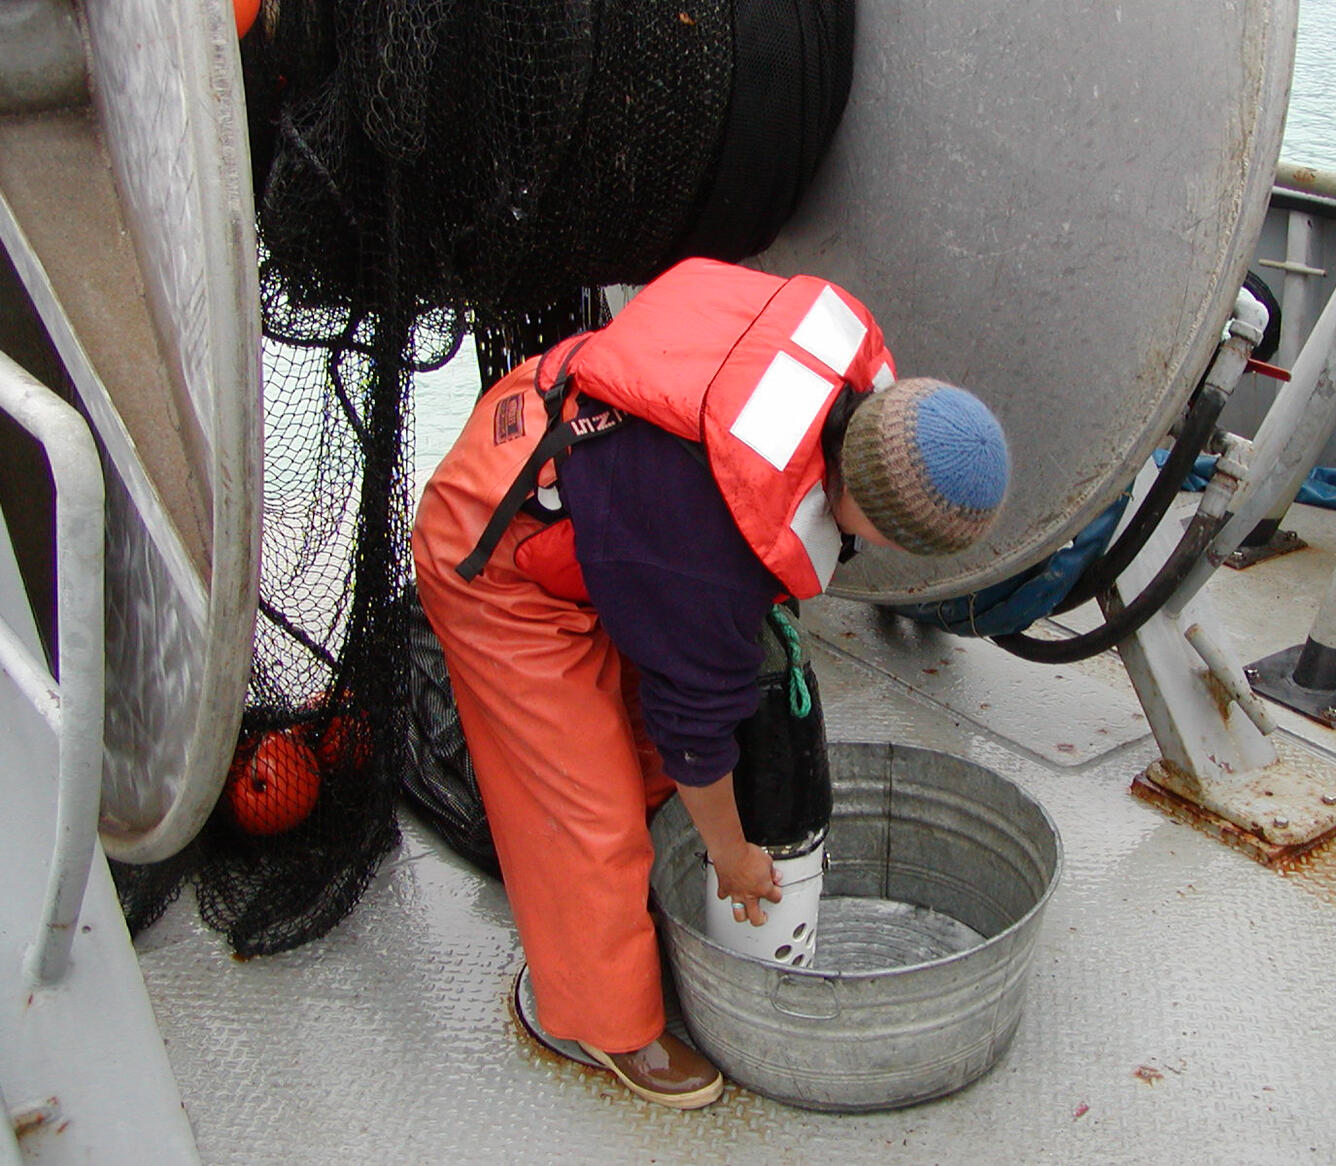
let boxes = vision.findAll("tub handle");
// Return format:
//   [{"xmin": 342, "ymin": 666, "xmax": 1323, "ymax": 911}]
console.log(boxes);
[{"xmin": 770, "ymin": 975, "xmax": 841, "ymax": 1020}]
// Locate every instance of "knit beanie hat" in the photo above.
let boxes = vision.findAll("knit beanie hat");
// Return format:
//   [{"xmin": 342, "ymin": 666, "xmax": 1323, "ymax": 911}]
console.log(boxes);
[{"xmin": 840, "ymin": 377, "xmax": 1010, "ymax": 554}]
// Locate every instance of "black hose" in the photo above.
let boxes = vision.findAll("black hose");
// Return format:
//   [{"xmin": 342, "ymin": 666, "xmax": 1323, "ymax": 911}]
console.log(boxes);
[
  {"xmin": 992, "ymin": 509, "xmax": 1226, "ymax": 664},
  {"xmin": 1052, "ymin": 379, "xmax": 1228, "ymax": 615}
]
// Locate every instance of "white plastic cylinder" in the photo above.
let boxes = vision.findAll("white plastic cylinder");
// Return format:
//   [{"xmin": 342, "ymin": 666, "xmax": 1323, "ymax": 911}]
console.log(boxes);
[{"xmin": 704, "ymin": 844, "xmax": 825, "ymax": 967}]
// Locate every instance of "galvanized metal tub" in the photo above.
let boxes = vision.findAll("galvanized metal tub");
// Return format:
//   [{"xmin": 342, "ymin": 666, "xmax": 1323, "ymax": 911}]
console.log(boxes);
[{"xmin": 649, "ymin": 741, "xmax": 1062, "ymax": 1111}]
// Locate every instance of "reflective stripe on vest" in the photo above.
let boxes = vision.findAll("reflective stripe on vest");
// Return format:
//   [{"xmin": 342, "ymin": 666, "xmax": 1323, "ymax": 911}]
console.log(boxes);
[{"xmin": 569, "ymin": 258, "xmax": 896, "ymax": 598}]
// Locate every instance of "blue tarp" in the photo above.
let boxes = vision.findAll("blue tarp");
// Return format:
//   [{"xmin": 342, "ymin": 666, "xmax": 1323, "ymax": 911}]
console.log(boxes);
[
  {"xmin": 892, "ymin": 491, "xmax": 1131, "ymax": 638},
  {"xmin": 894, "ymin": 453, "xmax": 1336, "ymax": 639},
  {"xmin": 1151, "ymin": 449, "xmax": 1336, "ymax": 508}
]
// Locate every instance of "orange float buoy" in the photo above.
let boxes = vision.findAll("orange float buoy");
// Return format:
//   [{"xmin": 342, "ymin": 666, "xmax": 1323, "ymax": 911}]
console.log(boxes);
[
  {"xmin": 312, "ymin": 709, "xmax": 374, "ymax": 773},
  {"xmin": 234, "ymin": 0, "xmax": 261, "ymax": 39},
  {"xmin": 225, "ymin": 729, "xmax": 322, "ymax": 835}
]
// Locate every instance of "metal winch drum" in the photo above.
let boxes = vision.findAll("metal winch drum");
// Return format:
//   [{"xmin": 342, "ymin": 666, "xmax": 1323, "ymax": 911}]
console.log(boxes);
[{"xmin": 649, "ymin": 742, "xmax": 1062, "ymax": 1112}]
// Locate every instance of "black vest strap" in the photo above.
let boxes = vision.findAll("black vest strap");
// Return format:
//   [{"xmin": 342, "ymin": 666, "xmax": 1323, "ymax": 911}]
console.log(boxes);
[
  {"xmin": 535, "ymin": 335, "xmax": 588, "ymax": 421},
  {"xmin": 455, "ymin": 338, "xmax": 625, "ymax": 581}
]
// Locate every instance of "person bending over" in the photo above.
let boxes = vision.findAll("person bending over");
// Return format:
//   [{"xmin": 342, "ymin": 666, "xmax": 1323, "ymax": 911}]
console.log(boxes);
[{"xmin": 413, "ymin": 257, "xmax": 1009, "ymax": 1109}]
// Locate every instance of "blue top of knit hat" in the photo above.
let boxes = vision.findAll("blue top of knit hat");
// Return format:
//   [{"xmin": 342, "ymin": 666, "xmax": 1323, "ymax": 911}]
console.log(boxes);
[{"xmin": 912, "ymin": 386, "xmax": 1010, "ymax": 511}]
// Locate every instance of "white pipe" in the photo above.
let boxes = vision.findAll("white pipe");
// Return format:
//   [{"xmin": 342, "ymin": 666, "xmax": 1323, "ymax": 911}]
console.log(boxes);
[
  {"xmin": 1170, "ymin": 281, "xmax": 1336, "ymax": 611},
  {"xmin": 1252, "ymin": 209, "xmax": 1323, "ymax": 529},
  {"xmin": 0, "ymin": 351, "xmax": 105, "ymax": 986},
  {"xmin": 1275, "ymin": 160, "xmax": 1336, "ymax": 202},
  {"xmin": 1279, "ymin": 209, "xmax": 1319, "ymax": 373},
  {"xmin": 0, "ymin": 616, "xmax": 60, "ymax": 731},
  {"xmin": 1184, "ymin": 622, "xmax": 1277, "ymax": 736}
]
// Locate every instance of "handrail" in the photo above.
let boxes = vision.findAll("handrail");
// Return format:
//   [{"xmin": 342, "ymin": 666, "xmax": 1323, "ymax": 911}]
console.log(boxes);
[
  {"xmin": 1275, "ymin": 158, "xmax": 1336, "ymax": 202},
  {"xmin": 0, "ymin": 350, "xmax": 105, "ymax": 986}
]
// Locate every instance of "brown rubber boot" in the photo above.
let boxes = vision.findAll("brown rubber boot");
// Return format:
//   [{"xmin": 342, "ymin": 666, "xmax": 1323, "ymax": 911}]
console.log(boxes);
[{"xmin": 578, "ymin": 1032, "xmax": 724, "ymax": 1109}]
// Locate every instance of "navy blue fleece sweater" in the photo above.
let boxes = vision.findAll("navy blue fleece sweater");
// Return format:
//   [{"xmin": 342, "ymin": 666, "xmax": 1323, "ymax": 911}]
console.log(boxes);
[{"xmin": 558, "ymin": 414, "xmax": 779, "ymax": 786}]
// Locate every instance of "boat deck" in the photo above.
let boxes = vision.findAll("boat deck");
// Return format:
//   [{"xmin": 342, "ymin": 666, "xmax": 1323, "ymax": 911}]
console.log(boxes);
[{"xmin": 130, "ymin": 496, "xmax": 1336, "ymax": 1165}]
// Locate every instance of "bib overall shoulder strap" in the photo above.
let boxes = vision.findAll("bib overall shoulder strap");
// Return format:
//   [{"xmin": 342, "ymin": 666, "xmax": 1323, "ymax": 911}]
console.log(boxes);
[{"xmin": 456, "ymin": 337, "xmax": 624, "ymax": 581}]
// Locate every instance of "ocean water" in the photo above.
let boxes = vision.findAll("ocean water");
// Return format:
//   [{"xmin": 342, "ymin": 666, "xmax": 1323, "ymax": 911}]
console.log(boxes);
[
  {"xmin": 1285, "ymin": 0, "xmax": 1336, "ymax": 169},
  {"xmin": 411, "ymin": 3, "xmax": 1336, "ymax": 483}
]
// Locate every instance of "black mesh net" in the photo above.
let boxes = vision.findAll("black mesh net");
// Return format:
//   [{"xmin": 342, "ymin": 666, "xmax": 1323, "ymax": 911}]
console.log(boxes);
[
  {"xmin": 248, "ymin": 2, "xmax": 726, "ymax": 324},
  {"xmin": 111, "ymin": 0, "xmax": 853, "ymax": 954}
]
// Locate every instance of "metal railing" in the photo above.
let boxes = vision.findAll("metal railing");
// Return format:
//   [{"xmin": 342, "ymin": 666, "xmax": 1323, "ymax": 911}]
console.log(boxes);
[
  {"xmin": 1276, "ymin": 158, "xmax": 1336, "ymax": 202},
  {"xmin": 0, "ymin": 350, "xmax": 104, "ymax": 986}
]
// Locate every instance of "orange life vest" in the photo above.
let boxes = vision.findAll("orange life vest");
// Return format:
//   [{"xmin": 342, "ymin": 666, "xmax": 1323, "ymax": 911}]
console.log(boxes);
[{"xmin": 458, "ymin": 257, "xmax": 896, "ymax": 600}]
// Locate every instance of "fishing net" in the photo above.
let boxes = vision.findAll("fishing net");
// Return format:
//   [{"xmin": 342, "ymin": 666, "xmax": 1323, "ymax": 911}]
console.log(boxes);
[{"xmin": 112, "ymin": 0, "xmax": 853, "ymax": 954}]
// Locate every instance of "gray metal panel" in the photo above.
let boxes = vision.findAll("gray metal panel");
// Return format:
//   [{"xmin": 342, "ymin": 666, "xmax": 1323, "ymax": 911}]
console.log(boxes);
[
  {"xmin": 759, "ymin": 0, "xmax": 1296, "ymax": 602},
  {"xmin": 0, "ymin": 512, "xmax": 201, "ymax": 1164}
]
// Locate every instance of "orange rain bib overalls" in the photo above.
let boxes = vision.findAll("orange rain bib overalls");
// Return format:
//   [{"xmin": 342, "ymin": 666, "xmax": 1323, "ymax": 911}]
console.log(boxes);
[{"xmin": 412, "ymin": 258, "xmax": 894, "ymax": 1051}]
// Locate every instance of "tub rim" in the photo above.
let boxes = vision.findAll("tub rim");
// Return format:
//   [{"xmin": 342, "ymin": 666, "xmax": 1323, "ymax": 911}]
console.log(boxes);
[{"xmin": 649, "ymin": 746, "xmax": 1065, "ymax": 985}]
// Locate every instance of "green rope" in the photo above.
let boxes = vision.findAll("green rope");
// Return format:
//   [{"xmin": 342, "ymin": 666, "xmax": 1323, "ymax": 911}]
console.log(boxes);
[{"xmin": 768, "ymin": 607, "xmax": 812, "ymax": 718}]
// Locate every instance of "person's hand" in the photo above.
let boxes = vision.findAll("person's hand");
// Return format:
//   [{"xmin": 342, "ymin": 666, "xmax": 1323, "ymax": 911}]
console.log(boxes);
[
  {"xmin": 673, "ymin": 773, "xmax": 782, "ymax": 926},
  {"xmin": 711, "ymin": 839, "xmax": 782, "ymax": 927}
]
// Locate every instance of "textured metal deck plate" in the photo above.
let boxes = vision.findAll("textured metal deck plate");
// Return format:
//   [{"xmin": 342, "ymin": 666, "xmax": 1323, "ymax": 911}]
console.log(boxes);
[{"xmin": 804, "ymin": 597, "xmax": 1149, "ymax": 766}]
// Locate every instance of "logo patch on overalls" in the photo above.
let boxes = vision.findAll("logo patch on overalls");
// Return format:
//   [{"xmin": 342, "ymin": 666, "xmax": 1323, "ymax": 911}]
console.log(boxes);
[{"xmin": 493, "ymin": 393, "xmax": 525, "ymax": 444}]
